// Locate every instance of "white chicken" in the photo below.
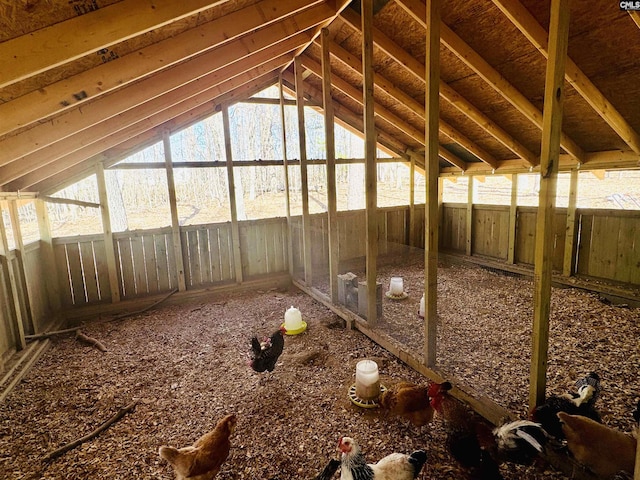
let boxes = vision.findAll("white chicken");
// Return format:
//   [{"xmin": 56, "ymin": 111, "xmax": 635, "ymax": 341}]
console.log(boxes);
[{"xmin": 337, "ymin": 436, "xmax": 427, "ymax": 480}]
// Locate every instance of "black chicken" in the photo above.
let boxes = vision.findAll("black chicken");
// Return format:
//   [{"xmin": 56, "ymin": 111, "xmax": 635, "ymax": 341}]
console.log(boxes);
[
  {"xmin": 529, "ymin": 372, "xmax": 602, "ymax": 440},
  {"xmin": 249, "ymin": 326, "xmax": 286, "ymax": 373}
]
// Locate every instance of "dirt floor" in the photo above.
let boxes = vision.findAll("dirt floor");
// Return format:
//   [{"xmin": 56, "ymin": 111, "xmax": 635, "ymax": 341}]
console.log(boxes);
[{"xmin": 0, "ymin": 259, "xmax": 638, "ymax": 480}]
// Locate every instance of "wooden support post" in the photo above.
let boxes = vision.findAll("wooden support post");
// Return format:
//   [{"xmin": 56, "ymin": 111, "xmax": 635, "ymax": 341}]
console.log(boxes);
[
  {"xmin": 321, "ymin": 28, "xmax": 339, "ymax": 304},
  {"xmin": 279, "ymin": 74, "xmax": 295, "ymax": 277},
  {"xmin": 161, "ymin": 133, "xmax": 187, "ymax": 292},
  {"xmin": 0, "ymin": 202, "xmax": 26, "ymax": 350},
  {"xmin": 424, "ymin": 0, "xmax": 441, "ymax": 367},
  {"xmin": 530, "ymin": 0, "xmax": 570, "ymax": 410},
  {"xmin": 409, "ymin": 154, "xmax": 416, "ymax": 247},
  {"xmin": 35, "ymin": 199, "xmax": 62, "ymax": 317},
  {"xmin": 466, "ymin": 176, "xmax": 474, "ymax": 256},
  {"xmin": 8, "ymin": 200, "xmax": 34, "ymax": 334},
  {"xmin": 562, "ymin": 168, "xmax": 579, "ymax": 277},
  {"xmin": 221, "ymin": 107, "xmax": 244, "ymax": 284},
  {"xmin": 362, "ymin": 0, "xmax": 378, "ymax": 326},
  {"xmin": 507, "ymin": 173, "xmax": 518, "ymax": 264},
  {"xmin": 95, "ymin": 163, "xmax": 122, "ymax": 302},
  {"xmin": 295, "ymin": 57, "xmax": 313, "ymax": 286}
]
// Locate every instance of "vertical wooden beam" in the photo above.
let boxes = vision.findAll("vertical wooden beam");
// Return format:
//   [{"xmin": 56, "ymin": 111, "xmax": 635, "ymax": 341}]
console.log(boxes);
[
  {"xmin": 8, "ymin": 200, "xmax": 34, "ymax": 333},
  {"xmin": 221, "ymin": 107, "xmax": 244, "ymax": 284},
  {"xmin": 530, "ymin": 0, "xmax": 570, "ymax": 410},
  {"xmin": 279, "ymin": 74, "xmax": 295, "ymax": 277},
  {"xmin": 162, "ymin": 132, "xmax": 187, "ymax": 292},
  {"xmin": 466, "ymin": 176, "xmax": 474, "ymax": 256},
  {"xmin": 35, "ymin": 199, "xmax": 62, "ymax": 314},
  {"xmin": 507, "ymin": 173, "xmax": 518, "ymax": 264},
  {"xmin": 424, "ymin": 0, "xmax": 441, "ymax": 366},
  {"xmin": 0, "ymin": 204, "xmax": 26, "ymax": 350},
  {"xmin": 409, "ymin": 154, "xmax": 416, "ymax": 247},
  {"xmin": 295, "ymin": 57, "xmax": 313, "ymax": 286},
  {"xmin": 562, "ymin": 168, "xmax": 579, "ymax": 277},
  {"xmin": 362, "ymin": 0, "xmax": 378, "ymax": 326},
  {"xmin": 321, "ymin": 28, "xmax": 340, "ymax": 304},
  {"xmin": 95, "ymin": 163, "xmax": 121, "ymax": 302}
]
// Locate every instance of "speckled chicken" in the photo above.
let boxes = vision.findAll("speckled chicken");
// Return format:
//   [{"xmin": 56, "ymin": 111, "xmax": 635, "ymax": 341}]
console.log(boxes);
[
  {"xmin": 159, "ymin": 413, "xmax": 236, "ymax": 480},
  {"xmin": 337, "ymin": 436, "xmax": 427, "ymax": 480}
]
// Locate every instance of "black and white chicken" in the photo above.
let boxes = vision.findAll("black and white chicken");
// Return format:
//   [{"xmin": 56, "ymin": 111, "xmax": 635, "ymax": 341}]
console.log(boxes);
[
  {"xmin": 337, "ymin": 436, "xmax": 426, "ymax": 480},
  {"xmin": 491, "ymin": 419, "xmax": 550, "ymax": 465},
  {"xmin": 529, "ymin": 372, "xmax": 602, "ymax": 439},
  {"xmin": 249, "ymin": 326, "xmax": 286, "ymax": 373}
]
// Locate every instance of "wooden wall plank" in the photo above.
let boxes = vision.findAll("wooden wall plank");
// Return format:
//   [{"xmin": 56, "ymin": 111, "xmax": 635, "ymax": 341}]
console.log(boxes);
[
  {"xmin": 187, "ymin": 230, "xmax": 201, "ymax": 286},
  {"xmin": 130, "ymin": 234, "xmax": 147, "ymax": 295},
  {"xmin": 93, "ymin": 239, "xmax": 112, "ymax": 301},
  {"xmin": 116, "ymin": 238, "xmax": 135, "ymax": 298},
  {"xmin": 65, "ymin": 242, "xmax": 86, "ymax": 305},
  {"xmin": 154, "ymin": 234, "xmax": 171, "ymax": 292},
  {"xmin": 208, "ymin": 227, "xmax": 222, "ymax": 282},
  {"xmin": 79, "ymin": 241, "xmax": 100, "ymax": 303},
  {"xmin": 143, "ymin": 234, "xmax": 159, "ymax": 294},
  {"xmin": 53, "ymin": 244, "xmax": 74, "ymax": 307},
  {"xmin": 219, "ymin": 225, "xmax": 233, "ymax": 281},
  {"xmin": 198, "ymin": 229, "xmax": 212, "ymax": 284}
]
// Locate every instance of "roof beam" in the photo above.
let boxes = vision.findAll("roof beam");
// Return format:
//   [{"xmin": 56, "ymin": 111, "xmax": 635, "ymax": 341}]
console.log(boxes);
[
  {"xmin": 492, "ymin": 0, "xmax": 640, "ymax": 154},
  {"xmin": 629, "ymin": 10, "xmax": 640, "ymax": 28},
  {"xmin": 319, "ymin": 39, "xmax": 499, "ymax": 168},
  {"xmin": 300, "ymin": 53, "xmax": 469, "ymax": 170},
  {"xmin": 338, "ymin": 7, "xmax": 537, "ymax": 166},
  {"xmin": 1, "ymin": 49, "xmax": 295, "ymax": 189},
  {"xmin": 281, "ymin": 71, "xmax": 406, "ymax": 155},
  {"xmin": 0, "ymin": 7, "xmax": 331, "ymax": 165},
  {"xmin": 394, "ymin": 0, "xmax": 586, "ymax": 163},
  {"xmin": 11, "ymin": 72, "xmax": 283, "ymax": 193},
  {"xmin": 0, "ymin": 0, "xmax": 227, "ymax": 89},
  {"xmin": 0, "ymin": 0, "xmax": 322, "ymax": 137}
]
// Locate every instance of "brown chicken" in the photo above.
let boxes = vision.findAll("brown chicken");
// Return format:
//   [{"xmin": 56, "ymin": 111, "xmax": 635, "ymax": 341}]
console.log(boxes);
[
  {"xmin": 558, "ymin": 412, "xmax": 636, "ymax": 479},
  {"xmin": 379, "ymin": 381, "xmax": 434, "ymax": 427},
  {"xmin": 159, "ymin": 413, "xmax": 237, "ymax": 480}
]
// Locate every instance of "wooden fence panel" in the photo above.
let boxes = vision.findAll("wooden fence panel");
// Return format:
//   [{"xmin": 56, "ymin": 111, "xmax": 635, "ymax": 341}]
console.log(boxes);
[
  {"xmin": 155, "ymin": 234, "xmax": 171, "ymax": 291},
  {"xmin": 115, "ymin": 237, "xmax": 134, "ymax": 298},
  {"xmin": 143, "ymin": 234, "xmax": 159, "ymax": 294},
  {"xmin": 53, "ymin": 242, "xmax": 73, "ymax": 307},
  {"xmin": 22, "ymin": 243, "xmax": 53, "ymax": 333},
  {"xmin": 78, "ymin": 241, "xmax": 99, "ymax": 304},
  {"xmin": 217, "ymin": 225, "xmax": 233, "ymax": 281},
  {"xmin": 337, "ymin": 211, "xmax": 365, "ymax": 262},
  {"xmin": 440, "ymin": 204, "xmax": 466, "ymax": 253},
  {"xmin": 65, "ymin": 242, "xmax": 86, "ymax": 304},
  {"xmin": 576, "ymin": 210, "xmax": 640, "ymax": 284},
  {"xmin": 472, "ymin": 206, "xmax": 510, "ymax": 260},
  {"xmin": 514, "ymin": 207, "xmax": 566, "ymax": 271}
]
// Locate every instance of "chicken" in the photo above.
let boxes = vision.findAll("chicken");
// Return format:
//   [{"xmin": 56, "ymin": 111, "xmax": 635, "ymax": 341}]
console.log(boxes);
[
  {"xmin": 314, "ymin": 458, "xmax": 341, "ymax": 480},
  {"xmin": 337, "ymin": 436, "xmax": 426, "ymax": 480},
  {"xmin": 250, "ymin": 326, "xmax": 286, "ymax": 373},
  {"xmin": 491, "ymin": 419, "xmax": 550, "ymax": 465},
  {"xmin": 159, "ymin": 413, "xmax": 236, "ymax": 480},
  {"xmin": 529, "ymin": 372, "xmax": 602, "ymax": 439},
  {"xmin": 428, "ymin": 380, "xmax": 503, "ymax": 479},
  {"xmin": 378, "ymin": 381, "xmax": 434, "ymax": 427},
  {"xmin": 558, "ymin": 411, "xmax": 636, "ymax": 478}
]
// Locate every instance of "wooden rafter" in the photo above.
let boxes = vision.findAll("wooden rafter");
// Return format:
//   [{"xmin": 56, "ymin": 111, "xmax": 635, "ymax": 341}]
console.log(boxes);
[
  {"xmin": 339, "ymin": 7, "xmax": 537, "ymax": 166},
  {"xmin": 629, "ymin": 10, "xmax": 640, "ymax": 29},
  {"xmin": 301, "ymin": 54, "xmax": 469, "ymax": 171},
  {"xmin": 33, "ymin": 78, "xmax": 278, "ymax": 195},
  {"xmin": 492, "ymin": 0, "xmax": 640, "ymax": 154},
  {"xmin": 0, "ymin": 6, "xmax": 335, "ymax": 166},
  {"xmin": 394, "ymin": 0, "xmax": 585, "ymax": 163},
  {"xmin": 7, "ymin": 63, "xmax": 289, "ymax": 192},
  {"xmin": 315, "ymin": 38, "xmax": 499, "ymax": 168},
  {"xmin": 0, "ymin": 0, "xmax": 228, "ymax": 89},
  {"xmin": 0, "ymin": 0, "xmax": 322, "ymax": 137},
  {"xmin": 281, "ymin": 71, "xmax": 406, "ymax": 155}
]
